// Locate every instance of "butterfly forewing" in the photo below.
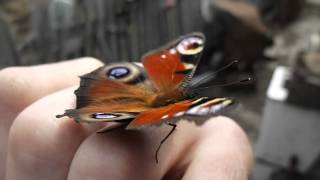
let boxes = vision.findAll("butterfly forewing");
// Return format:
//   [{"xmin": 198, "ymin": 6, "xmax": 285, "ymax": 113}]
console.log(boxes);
[
  {"xmin": 126, "ymin": 98, "xmax": 234, "ymax": 129},
  {"xmin": 142, "ymin": 32, "xmax": 205, "ymax": 92}
]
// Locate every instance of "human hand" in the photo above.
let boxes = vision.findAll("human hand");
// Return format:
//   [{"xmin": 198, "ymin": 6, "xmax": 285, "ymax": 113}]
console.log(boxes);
[{"xmin": 0, "ymin": 58, "xmax": 253, "ymax": 180}]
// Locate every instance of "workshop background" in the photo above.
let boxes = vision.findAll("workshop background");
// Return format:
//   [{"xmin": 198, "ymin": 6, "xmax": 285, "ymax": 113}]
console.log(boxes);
[{"xmin": 1, "ymin": 0, "xmax": 320, "ymax": 179}]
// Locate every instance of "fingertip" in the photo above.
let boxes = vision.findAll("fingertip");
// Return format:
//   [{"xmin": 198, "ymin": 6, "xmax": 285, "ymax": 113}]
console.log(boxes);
[
  {"xmin": 68, "ymin": 131, "xmax": 158, "ymax": 180},
  {"xmin": 181, "ymin": 116, "xmax": 253, "ymax": 180},
  {"xmin": 202, "ymin": 116, "xmax": 251, "ymax": 142},
  {"xmin": 202, "ymin": 116, "xmax": 254, "ymax": 166}
]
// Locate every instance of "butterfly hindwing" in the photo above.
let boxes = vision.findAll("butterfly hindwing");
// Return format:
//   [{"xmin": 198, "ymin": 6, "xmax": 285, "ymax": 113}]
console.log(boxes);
[
  {"xmin": 127, "ymin": 98, "xmax": 234, "ymax": 129},
  {"xmin": 56, "ymin": 63, "xmax": 152, "ymax": 123},
  {"xmin": 127, "ymin": 100, "xmax": 195, "ymax": 129}
]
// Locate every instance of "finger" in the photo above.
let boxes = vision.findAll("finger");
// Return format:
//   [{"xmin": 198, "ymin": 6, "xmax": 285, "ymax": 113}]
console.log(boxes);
[
  {"xmin": 6, "ymin": 87, "xmax": 103, "ymax": 180},
  {"xmin": 182, "ymin": 117, "xmax": 253, "ymax": 180},
  {"xmin": 67, "ymin": 121, "xmax": 200, "ymax": 180},
  {"xmin": 67, "ymin": 130, "xmax": 158, "ymax": 180},
  {"xmin": 0, "ymin": 57, "xmax": 103, "ymax": 112},
  {"xmin": 0, "ymin": 58, "xmax": 103, "ymax": 178}
]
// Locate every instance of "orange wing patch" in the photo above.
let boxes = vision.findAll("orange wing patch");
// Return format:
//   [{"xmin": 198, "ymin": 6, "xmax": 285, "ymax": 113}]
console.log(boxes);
[
  {"xmin": 126, "ymin": 100, "xmax": 194, "ymax": 129},
  {"xmin": 143, "ymin": 50, "xmax": 186, "ymax": 92},
  {"xmin": 80, "ymin": 101, "xmax": 152, "ymax": 114},
  {"xmin": 87, "ymin": 79, "xmax": 157, "ymax": 106}
]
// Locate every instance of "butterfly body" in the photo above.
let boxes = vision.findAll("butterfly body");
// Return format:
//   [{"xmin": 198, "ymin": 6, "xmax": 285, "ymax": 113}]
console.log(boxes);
[{"xmin": 57, "ymin": 32, "xmax": 233, "ymax": 132}]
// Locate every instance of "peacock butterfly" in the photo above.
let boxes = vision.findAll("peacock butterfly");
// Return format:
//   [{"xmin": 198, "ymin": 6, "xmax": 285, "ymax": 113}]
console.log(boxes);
[{"xmin": 57, "ymin": 32, "xmax": 233, "ymax": 162}]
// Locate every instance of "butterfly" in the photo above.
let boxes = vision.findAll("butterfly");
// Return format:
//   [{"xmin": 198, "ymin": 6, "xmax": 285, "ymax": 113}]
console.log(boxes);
[{"xmin": 57, "ymin": 32, "xmax": 233, "ymax": 162}]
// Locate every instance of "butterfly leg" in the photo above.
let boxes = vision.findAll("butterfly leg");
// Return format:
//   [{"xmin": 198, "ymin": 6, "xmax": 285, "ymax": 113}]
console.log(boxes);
[{"xmin": 155, "ymin": 122, "xmax": 177, "ymax": 163}]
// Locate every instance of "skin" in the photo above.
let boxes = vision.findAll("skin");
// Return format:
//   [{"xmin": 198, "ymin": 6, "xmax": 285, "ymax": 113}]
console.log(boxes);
[{"xmin": 0, "ymin": 58, "xmax": 253, "ymax": 180}]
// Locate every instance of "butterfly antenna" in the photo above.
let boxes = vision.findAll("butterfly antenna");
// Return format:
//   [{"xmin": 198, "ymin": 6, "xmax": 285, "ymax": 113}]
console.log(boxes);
[
  {"xmin": 189, "ymin": 71, "xmax": 215, "ymax": 88},
  {"xmin": 189, "ymin": 60, "xmax": 239, "ymax": 88},
  {"xmin": 191, "ymin": 77, "xmax": 253, "ymax": 92},
  {"xmin": 155, "ymin": 123, "xmax": 177, "ymax": 163},
  {"xmin": 212, "ymin": 60, "xmax": 239, "ymax": 75}
]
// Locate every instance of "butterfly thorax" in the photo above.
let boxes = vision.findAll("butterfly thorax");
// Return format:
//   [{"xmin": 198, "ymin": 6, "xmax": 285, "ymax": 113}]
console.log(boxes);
[{"xmin": 150, "ymin": 88, "xmax": 186, "ymax": 107}]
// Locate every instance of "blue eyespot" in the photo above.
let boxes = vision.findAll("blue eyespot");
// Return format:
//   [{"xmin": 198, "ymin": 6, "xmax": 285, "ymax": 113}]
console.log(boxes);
[{"xmin": 107, "ymin": 67, "xmax": 130, "ymax": 79}]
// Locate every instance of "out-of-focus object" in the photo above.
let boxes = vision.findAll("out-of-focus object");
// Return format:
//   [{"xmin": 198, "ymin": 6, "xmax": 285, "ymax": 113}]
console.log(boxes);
[
  {"xmin": 0, "ymin": 0, "xmax": 30, "ymax": 44},
  {"xmin": 255, "ymin": 0, "xmax": 304, "ymax": 28},
  {"xmin": 201, "ymin": 0, "xmax": 272, "ymax": 71},
  {"xmin": 0, "ymin": 15, "xmax": 20, "ymax": 67},
  {"xmin": 308, "ymin": 0, "xmax": 320, "ymax": 5},
  {"xmin": 252, "ymin": 65, "xmax": 320, "ymax": 180},
  {"xmin": 264, "ymin": 0, "xmax": 320, "ymax": 62},
  {"xmin": 266, "ymin": 66, "xmax": 290, "ymax": 101},
  {"xmin": 307, "ymin": 31, "xmax": 320, "ymax": 52},
  {"xmin": 286, "ymin": 31, "xmax": 320, "ymax": 110},
  {"xmin": 198, "ymin": 0, "xmax": 273, "ymax": 91},
  {"xmin": 0, "ymin": 0, "xmax": 205, "ymax": 67},
  {"xmin": 252, "ymin": 2, "xmax": 320, "ymax": 179},
  {"xmin": 304, "ymin": 52, "xmax": 320, "ymax": 75}
]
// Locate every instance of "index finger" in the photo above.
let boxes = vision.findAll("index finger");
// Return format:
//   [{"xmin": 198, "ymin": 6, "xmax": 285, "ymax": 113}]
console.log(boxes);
[
  {"xmin": 0, "ymin": 57, "xmax": 103, "ymax": 111},
  {"xmin": 0, "ymin": 58, "xmax": 103, "ymax": 179}
]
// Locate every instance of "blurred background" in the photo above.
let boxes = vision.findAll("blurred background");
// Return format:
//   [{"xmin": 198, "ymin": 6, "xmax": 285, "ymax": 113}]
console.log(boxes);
[{"xmin": 0, "ymin": 0, "xmax": 320, "ymax": 179}]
